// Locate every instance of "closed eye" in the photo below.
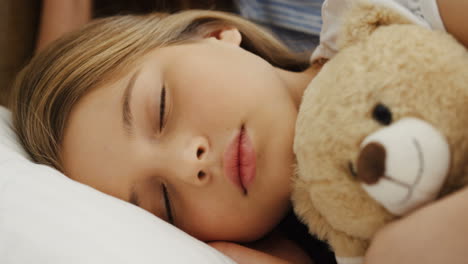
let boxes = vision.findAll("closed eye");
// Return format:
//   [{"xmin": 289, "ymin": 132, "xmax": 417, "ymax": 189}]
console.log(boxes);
[
  {"xmin": 161, "ymin": 184, "xmax": 174, "ymax": 224},
  {"xmin": 159, "ymin": 86, "xmax": 166, "ymax": 131}
]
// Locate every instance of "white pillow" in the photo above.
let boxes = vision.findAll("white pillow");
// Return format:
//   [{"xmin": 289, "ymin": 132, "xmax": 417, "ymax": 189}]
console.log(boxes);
[{"xmin": 0, "ymin": 106, "xmax": 234, "ymax": 264}]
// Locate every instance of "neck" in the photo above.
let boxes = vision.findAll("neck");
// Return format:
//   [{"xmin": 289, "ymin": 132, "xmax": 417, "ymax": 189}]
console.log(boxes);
[{"xmin": 275, "ymin": 63, "xmax": 322, "ymax": 109}]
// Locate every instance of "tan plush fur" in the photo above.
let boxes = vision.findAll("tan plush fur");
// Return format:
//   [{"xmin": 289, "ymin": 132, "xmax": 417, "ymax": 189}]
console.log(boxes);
[{"xmin": 292, "ymin": 1, "xmax": 468, "ymax": 260}]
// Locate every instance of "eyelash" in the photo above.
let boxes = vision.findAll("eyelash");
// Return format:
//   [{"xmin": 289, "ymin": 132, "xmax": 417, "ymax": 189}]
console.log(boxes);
[
  {"xmin": 159, "ymin": 87, "xmax": 166, "ymax": 131},
  {"xmin": 161, "ymin": 184, "xmax": 174, "ymax": 224}
]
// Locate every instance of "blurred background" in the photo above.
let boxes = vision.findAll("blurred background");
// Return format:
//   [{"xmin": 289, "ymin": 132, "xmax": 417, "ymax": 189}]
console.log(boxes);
[{"xmin": 0, "ymin": 0, "xmax": 322, "ymax": 106}]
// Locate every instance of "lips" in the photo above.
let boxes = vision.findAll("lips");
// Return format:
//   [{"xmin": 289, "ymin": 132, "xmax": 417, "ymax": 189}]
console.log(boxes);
[{"xmin": 223, "ymin": 126, "xmax": 257, "ymax": 194}]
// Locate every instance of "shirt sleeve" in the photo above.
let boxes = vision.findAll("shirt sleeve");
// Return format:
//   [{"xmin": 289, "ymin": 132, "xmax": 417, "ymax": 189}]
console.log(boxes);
[{"xmin": 310, "ymin": 0, "xmax": 445, "ymax": 62}]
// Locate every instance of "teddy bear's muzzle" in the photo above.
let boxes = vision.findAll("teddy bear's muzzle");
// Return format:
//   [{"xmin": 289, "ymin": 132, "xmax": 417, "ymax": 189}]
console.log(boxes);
[{"xmin": 356, "ymin": 118, "xmax": 450, "ymax": 215}]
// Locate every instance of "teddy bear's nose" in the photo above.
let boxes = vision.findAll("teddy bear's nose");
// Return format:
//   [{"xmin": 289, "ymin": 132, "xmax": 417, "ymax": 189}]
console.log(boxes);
[{"xmin": 356, "ymin": 142, "xmax": 386, "ymax": 184}]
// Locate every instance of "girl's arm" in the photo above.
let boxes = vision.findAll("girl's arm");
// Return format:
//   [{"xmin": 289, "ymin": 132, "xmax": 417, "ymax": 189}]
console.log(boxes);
[
  {"xmin": 365, "ymin": 186, "xmax": 468, "ymax": 264},
  {"xmin": 210, "ymin": 242, "xmax": 292, "ymax": 264},
  {"xmin": 209, "ymin": 230, "xmax": 314, "ymax": 264},
  {"xmin": 36, "ymin": 0, "xmax": 92, "ymax": 52},
  {"xmin": 437, "ymin": 0, "xmax": 468, "ymax": 47}
]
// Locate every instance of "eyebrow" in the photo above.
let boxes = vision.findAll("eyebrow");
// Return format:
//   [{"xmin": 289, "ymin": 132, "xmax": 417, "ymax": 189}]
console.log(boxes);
[{"xmin": 122, "ymin": 70, "xmax": 141, "ymax": 136}]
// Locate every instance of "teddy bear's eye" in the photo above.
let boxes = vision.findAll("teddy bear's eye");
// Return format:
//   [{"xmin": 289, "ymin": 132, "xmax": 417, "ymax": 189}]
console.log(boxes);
[{"xmin": 372, "ymin": 103, "xmax": 392, "ymax": 125}]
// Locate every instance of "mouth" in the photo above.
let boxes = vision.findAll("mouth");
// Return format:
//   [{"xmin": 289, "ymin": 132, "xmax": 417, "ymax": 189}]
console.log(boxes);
[
  {"xmin": 223, "ymin": 125, "xmax": 257, "ymax": 194},
  {"xmin": 380, "ymin": 138, "xmax": 425, "ymax": 204}
]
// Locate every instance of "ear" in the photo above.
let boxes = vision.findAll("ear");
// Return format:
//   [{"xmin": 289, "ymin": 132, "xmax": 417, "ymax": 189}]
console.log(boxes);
[
  {"xmin": 339, "ymin": 0, "xmax": 423, "ymax": 49},
  {"xmin": 204, "ymin": 27, "xmax": 242, "ymax": 46}
]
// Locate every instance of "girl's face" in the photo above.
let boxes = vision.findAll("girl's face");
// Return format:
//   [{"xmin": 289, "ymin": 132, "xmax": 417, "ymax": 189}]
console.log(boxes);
[{"xmin": 61, "ymin": 30, "xmax": 313, "ymax": 242}]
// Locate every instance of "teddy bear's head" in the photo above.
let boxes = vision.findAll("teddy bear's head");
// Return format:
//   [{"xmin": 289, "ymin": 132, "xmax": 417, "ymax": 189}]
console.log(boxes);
[{"xmin": 293, "ymin": 1, "xmax": 468, "ymax": 247}]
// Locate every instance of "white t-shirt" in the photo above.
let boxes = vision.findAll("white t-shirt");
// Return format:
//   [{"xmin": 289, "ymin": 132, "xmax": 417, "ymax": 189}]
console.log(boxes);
[{"xmin": 311, "ymin": 0, "xmax": 447, "ymax": 62}]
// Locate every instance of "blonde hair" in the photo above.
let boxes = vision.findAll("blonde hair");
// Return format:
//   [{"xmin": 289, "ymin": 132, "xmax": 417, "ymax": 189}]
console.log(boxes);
[{"xmin": 9, "ymin": 10, "xmax": 310, "ymax": 171}]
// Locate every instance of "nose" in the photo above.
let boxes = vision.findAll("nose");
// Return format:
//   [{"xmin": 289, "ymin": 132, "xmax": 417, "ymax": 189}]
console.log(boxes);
[
  {"xmin": 356, "ymin": 142, "xmax": 386, "ymax": 184},
  {"xmin": 174, "ymin": 136, "xmax": 211, "ymax": 186}
]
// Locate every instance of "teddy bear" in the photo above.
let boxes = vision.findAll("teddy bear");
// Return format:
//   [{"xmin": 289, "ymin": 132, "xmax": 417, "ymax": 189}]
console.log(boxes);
[{"xmin": 292, "ymin": 1, "xmax": 468, "ymax": 264}]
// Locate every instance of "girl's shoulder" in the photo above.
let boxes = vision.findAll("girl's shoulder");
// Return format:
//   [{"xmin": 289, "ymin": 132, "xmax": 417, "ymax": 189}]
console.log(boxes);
[{"xmin": 311, "ymin": 0, "xmax": 445, "ymax": 62}]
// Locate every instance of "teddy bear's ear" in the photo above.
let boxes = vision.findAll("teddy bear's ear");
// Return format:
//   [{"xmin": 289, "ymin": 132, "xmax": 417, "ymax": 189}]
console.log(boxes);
[{"xmin": 338, "ymin": 0, "xmax": 420, "ymax": 49}]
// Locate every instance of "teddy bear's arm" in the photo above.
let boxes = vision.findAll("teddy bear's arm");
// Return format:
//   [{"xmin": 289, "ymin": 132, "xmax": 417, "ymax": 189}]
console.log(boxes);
[{"xmin": 329, "ymin": 231, "xmax": 368, "ymax": 264}]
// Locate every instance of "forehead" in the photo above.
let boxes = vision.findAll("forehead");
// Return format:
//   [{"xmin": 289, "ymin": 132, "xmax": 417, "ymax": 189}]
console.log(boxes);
[{"xmin": 60, "ymin": 56, "xmax": 142, "ymax": 189}]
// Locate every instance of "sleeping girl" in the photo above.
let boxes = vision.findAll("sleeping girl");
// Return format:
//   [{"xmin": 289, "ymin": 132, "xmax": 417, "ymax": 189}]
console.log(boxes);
[{"xmin": 8, "ymin": 0, "xmax": 468, "ymax": 263}]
